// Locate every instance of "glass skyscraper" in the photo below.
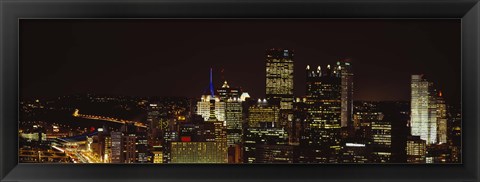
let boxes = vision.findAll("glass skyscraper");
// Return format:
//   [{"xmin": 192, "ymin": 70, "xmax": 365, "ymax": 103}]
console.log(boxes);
[
  {"xmin": 411, "ymin": 75, "xmax": 437, "ymax": 144},
  {"xmin": 265, "ymin": 48, "xmax": 294, "ymax": 110}
]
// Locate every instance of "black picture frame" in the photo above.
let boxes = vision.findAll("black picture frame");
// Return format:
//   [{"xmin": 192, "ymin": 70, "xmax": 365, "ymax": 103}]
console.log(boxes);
[{"xmin": 1, "ymin": 0, "xmax": 479, "ymax": 181}]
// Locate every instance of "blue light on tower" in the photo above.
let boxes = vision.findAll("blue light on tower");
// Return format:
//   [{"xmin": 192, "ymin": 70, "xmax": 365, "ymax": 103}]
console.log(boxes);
[{"xmin": 210, "ymin": 68, "xmax": 214, "ymax": 98}]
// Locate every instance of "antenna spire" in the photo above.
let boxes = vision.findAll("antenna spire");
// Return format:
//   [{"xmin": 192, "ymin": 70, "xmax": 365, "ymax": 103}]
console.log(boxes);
[{"xmin": 209, "ymin": 68, "xmax": 214, "ymax": 98}]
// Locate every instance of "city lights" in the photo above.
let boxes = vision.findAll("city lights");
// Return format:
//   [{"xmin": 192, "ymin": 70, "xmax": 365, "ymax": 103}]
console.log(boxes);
[{"xmin": 19, "ymin": 49, "xmax": 461, "ymax": 164}]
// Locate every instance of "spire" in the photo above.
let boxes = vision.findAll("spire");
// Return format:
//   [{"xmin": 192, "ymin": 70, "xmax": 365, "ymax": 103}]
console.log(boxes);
[
  {"xmin": 222, "ymin": 80, "xmax": 230, "ymax": 88},
  {"xmin": 209, "ymin": 68, "xmax": 214, "ymax": 98}
]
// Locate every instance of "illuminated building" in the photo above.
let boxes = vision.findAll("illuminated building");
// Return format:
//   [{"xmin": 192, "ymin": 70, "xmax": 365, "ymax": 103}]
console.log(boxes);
[
  {"xmin": 197, "ymin": 95, "xmax": 226, "ymax": 122},
  {"xmin": 240, "ymin": 92, "xmax": 251, "ymax": 101},
  {"xmin": 410, "ymin": 75, "xmax": 437, "ymax": 144},
  {"xmin": 110, "ymin": 131, "xmax": 122, "ymax": 163},
  {"xmin": 196, "ymin": 69, "xmax": 226, "ymax": 122},
  {"xmin": 20, "ymin": 132, "xmax": 47, "ymax": 142},
  {"xmin": 337, "ymin": 59, "xmax": 354, "ymax": 128},
  {"xmin": 92, "ymin": 127, "xmax": 110, "ymax": 163},
  {"xmin": 247, "ymin": 99, "xmax": 280, "ymax": 128},
  {"xmin": 228, "ymin": 144, "xmax": 243, "ymax": 163},
  {"xmin": 161, "ymin": 130, "xmax": 178, "ymax": 163},
  {"xmin": 135, "ymin": 131, "xmax": 149, "ymax": 163},
  {"xmin": 152, "ymin": 151, "xmax": 163, "ymax": 163},
  {"xmin": 353, "ymin": 101, "xmax": 410, "ymax": 163},
  {"xmin": 121, "ymin": 123, "xmax": 137, "ymax": 163},
  {"xmin": 436, "ymin": 92, "xmax": 447, "ymax": 144},
  {"xmin": 217, "ymin": 80, "xmax": 242, "ymax": 101},
  {"xmin": 170, "ymin": 142, "xmax": 228, "ymax": 163},
  {"xmin": 103, "ymin": 135, "xmax": 112, "ymax": 163},
  {"xmin": 406, "ymin": 135, "xmax": 426, "ymax": 163},
  {"xmin": 109, "ymin": 123, "xmax": 141, "ymax": 163},
  {"xmin": 352, "ymin": 102, "xmax": 392, "ymax": 162},
  {"xmin": 340, "ymin": 142, "xmax": 370, "ymax": 163},
  {"xmin": 147, "ymin": 103, "xmax": 163, "ymax": 147},
  {"xmin": 255, "ymin": 145, "xmax": 294, "ymax": 163},
  {"xmin": 426, "ymin": 143, "xmax": 455, "ymax": 163},
  {"xmin": 243, "ymin": 127, "xmax": 290, "ymax": 163},
  {"xmin": 370, "ymin": 116, "xmax": 392, "ymax": 163},
  {"xmin": 265, "ymin": 48, "xmax": 294, "ymax": 110},
  {"xmin": 225, "ymin": 100, "xmax": 243, "ymax": 146},
  {"xmin": 447, "ymin": 106, "xmax": 461, "ymax": 162},
  {"xmin": 301, "ymin": 64, "xmax": 342, "ymax": 163},
  {"xmin": 217, "ymin": 80, "xmax": 244, "ymax": 146},
  {"xmin": 290, "ymin": 98, "xmax": 307, "ymax": 145}
]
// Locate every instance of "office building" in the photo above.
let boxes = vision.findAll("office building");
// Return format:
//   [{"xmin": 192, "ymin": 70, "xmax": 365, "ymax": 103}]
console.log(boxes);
[
  {"xmin": 301, "ymin": 64, "xmax": 342, "ymax": 163},
  {"xmin": 406, "ymin": 135, "xmax": 426, "ymax": 163},
  {"xmin": 265, "ymin": 48, "xmax": 294, "ymax": 110},
  {"xmin": 337, "ymin": 59, "xmax": 354, "ymax": 128},
  {"xmin": 243, "ymin": 127, "xmax": 290, "ymax": 163},
  {"xmin": 411, "ymin": 75, "xmax": 437, "ymax": 144},
  {"xmin": 170, "ymin": 142, "xmax": 228, "ymax": 163}
]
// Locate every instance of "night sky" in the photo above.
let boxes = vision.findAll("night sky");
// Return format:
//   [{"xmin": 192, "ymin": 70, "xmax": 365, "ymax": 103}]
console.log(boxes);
[{"xmin": 20, "ymin": 19, "xmax": 461, "ymax": 105}]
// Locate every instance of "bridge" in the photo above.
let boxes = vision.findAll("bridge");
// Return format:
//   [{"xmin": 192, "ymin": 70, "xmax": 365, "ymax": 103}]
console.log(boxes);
[{"xmin": 73, "ymin": 109, "xmax": 147, "ymax": 128}]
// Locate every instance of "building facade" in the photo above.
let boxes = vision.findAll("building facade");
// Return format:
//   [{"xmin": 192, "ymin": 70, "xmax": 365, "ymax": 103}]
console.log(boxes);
[{"xmin": 265, "ymin": 48, "xmax": 294, "ymax": 110}]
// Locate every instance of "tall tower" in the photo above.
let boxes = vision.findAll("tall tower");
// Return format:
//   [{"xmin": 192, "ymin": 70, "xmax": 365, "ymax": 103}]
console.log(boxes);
[
  {"xmin": 337, "ymin": 59, "xmax": 353, "ymax": 128},
  {"xmin": 265, "ymin": 48, "xmax": 294, "ymax": 110},
  {"xmin": 301, "ymin": 64, "xmax": 342, "ymax": 163},
  {"xmin": 196, "ymin": 68, "xmax": 226, "ymax": 122},
  {"xmin": 411, "ymin": 75, "xmax": 437, "ymax": 144},
  {"xmin": 436, "ymin": 91, "xmax": 447, "ymax": 144}
]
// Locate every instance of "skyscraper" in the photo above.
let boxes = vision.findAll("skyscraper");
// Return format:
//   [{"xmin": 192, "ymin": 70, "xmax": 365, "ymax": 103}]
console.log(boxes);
[
  {"xmin": 225, "ymin": 99, "xmax": 243, "ymax": 146},
  {"xmin": 265, "ymin": 48, "xmax": 294, "ymax": 110},
  {"xmin": 196, "ymin": 69, "xmax": 226, "ymax": 122},
  {"xmin": 147, "ymin": 103, "xmax": 162, "ymax": 147},
  {"xmin": 243, "ymin": 127, "xmax": 290, "ymax": 163},
  {"xmin": 411, "ymin": 75, "xmax": 437, "ymax": 144},
  {"xmin": 337, "ymin": 59, "xmax": 353, "ymax": 128},
  {"xmin": 301, "ymin": 64, "xmax": 342, "ymax": 163},
  {"xmin": 110, "ymin": 131, "xmax": 122, "ymax": 163},
  {"xmin": 406, "ymin": 135, "xmax": 426, "ymax": 163},
  {"xmin": 436, "ymin": 91, "xmax": 448, "ymax": 144}
]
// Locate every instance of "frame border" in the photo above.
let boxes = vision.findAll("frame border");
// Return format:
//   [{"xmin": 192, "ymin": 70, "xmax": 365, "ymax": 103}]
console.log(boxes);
[{"xmin": 1, "ymin": 0, "xmax": 479, "ymax": 182}]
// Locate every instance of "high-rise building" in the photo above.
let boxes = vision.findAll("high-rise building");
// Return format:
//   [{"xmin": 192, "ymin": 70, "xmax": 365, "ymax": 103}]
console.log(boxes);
[
  {"xmin": 170, "ymin": 142, "xmax": 228, "ymax": 163},
  {"xmin": 147, "ymin": 103, "xmax": 162, "ymax": 147},
  {"xmin": 225, "ymin": 100, "xmax": 243, "ymax": 146},
  {"xmin": 121, "ymin": 123, "xmax": 137, "ymax": 163},
  {"xmin": 300, "ymin": 64, "xmax": 342, "ymax": 163},
  {"xmin": 135, "ymin": 131, "xmax": 149, "ymax": 163},
  {"xmin": 337, "ymin": 60, "xmax": 354, "ymax": 128},
  {"xmin": 265, "ymin": 48, "xmax": 294, "ymax": 110},
  {"xmin": 216, "ymin": 80, "xmax": 244, "ymax": 146},
  {"xmin": 196, "ymin": 69, "xmax": 226, "ymax": 122},
  {"xmin": 110, "ymin": 131, "xmax": 122, "ymax": 163},
  {"xmin": 406, "ymin": 135, "xmax": 426, "ymax": 163},
  {"xmin": 411, "ymin": 75, "xmax": 438, "ymax": 144},
  {"xmin": 436, "ymin": 92, "xmax": 447, "ymax": 144},
  {"xmin": 243, "ymin": 127, "xmax": 290, "ymax": 163},
  {"xmin": 247, "ymin": 99, "xmax": 280, "ymax": 128},
  {"xmin": 370, "ymin": 114, "xmax": 392, "ymax": 163}
]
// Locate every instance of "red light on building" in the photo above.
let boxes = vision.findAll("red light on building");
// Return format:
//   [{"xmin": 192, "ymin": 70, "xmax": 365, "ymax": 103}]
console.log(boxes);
[
  {"xmin": 90, "ymin": 127, "xmax": 96, "ymax": 132},
  {"xmin": 181, "ymin": 136, "xmax": 191, "ymax": 142}
]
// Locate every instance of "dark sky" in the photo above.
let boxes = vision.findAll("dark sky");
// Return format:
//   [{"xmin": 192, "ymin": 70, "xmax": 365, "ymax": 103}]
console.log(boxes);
[{"xmin": 20, "ymin": 19, "xmax": 461, "ymax": 105}]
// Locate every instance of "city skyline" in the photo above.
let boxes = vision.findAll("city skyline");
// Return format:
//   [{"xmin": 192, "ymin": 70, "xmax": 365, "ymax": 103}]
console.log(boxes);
[
  {"xmin": 20, "ymin": 19, "xmax": 460, "ymax": 105},
  {"xmin": 19, "ymin": 20, "xmax": 461, "ymax": 164}
]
